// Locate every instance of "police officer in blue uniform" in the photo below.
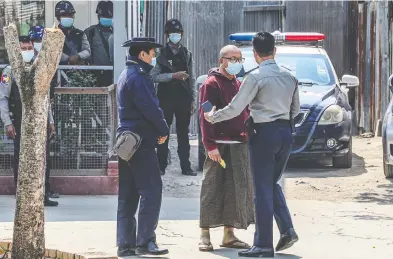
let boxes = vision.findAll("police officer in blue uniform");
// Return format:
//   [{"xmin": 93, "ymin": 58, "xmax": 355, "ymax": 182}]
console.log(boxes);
[
  {"xmin": 0, "ymin": 35, "xmax": 58, "ymax": 206},
  {"xmin": 116, "ymin": 37, "xmax": 169, "ymax": 257}
]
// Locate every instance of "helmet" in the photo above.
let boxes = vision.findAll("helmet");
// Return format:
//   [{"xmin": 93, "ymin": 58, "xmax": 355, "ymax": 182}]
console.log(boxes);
[
  {"xmin": 96, "ymin": 1, "xmax": 113, "ymax": 17},
  {"xmin": 165, "ymin": 19, "xmax": 183, "ymax": 34},
  {"xmin": 55, "ymin": 1, "xmax": 76, "ymax": 17},
  {"xmin": 29, "ymin": 25, "xmax": 44, "ymax": 41}
]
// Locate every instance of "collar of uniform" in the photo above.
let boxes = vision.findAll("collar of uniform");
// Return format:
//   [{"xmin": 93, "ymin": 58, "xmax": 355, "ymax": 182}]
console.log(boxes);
[
  {"xmin": 126, "ymin": 56, "xmax": 153, "ymax": 72},
  {"xmin": 260, "ymin": 59, "xmax": 276, "ymax": 67}
]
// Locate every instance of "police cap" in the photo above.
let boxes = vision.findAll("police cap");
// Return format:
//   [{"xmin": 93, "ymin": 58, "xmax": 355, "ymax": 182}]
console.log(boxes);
[
  {"xmin": 55, "ymin": 1, "xmax": 76, "ymax": 17},
  {"xmin": 29, "ymin": 25, "xmax": 44, "ymax": 41},
  {"xmin": 121, "ymin": 37, "xmax": 162, "ymax": 49},
  {"xmin": 165, "ymin": 19, "xmax": 183, "ymax": 33},
  {"xmin": 96, "ymin": 1, "xmax": 113, "ymax": 17}
]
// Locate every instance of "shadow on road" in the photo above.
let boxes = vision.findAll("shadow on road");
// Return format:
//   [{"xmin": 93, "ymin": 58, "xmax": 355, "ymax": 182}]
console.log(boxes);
[
  {"xmin": 210, "ymin": 248, "xmax": 302, "ymax": 259},
  {"xmin": 354, "ymin": 179, "xmax": 393, "ymax": 205},
  {"xmin": 285, "ymin": 153, "xmax": 366, "ymax": 178}
]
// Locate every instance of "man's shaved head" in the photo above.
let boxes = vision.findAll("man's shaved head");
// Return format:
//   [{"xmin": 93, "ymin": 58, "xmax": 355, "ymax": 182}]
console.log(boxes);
[{"xmin": 219, "ymin": 45, "xmax": 241, "ymax": 58}]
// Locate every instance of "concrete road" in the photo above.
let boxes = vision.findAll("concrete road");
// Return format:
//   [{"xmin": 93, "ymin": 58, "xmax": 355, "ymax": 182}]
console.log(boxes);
[{"xmin": 1, "ymin": 195, "xmax": 392, "ymax": 259}]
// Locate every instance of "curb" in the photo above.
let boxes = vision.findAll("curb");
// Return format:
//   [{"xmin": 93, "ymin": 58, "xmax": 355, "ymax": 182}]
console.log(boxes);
[{"xmin": 0, "ymin": 241, "xmax": 117, "ymax": 259}]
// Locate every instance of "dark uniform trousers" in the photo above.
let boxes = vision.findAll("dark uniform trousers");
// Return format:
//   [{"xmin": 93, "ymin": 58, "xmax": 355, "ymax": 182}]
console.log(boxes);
[
  {"xmin": 249, "ymin": 120, "xmax": 294, "ymax": 249},
  {"xmin": 13, "ymin": 119, "xmax": 52, "ymax": 195},
  {"xmin": 157, "ymin": 96, "xmax": 191, "ymax": 172},
  {"xmin": 117, "ymin": 143, "xmax": 163, "ymax": 248}
]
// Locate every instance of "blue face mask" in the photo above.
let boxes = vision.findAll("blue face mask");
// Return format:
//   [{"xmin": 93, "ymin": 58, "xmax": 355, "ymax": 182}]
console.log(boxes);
[
  {"xmin": 100, "ymin": 17, "xmax": 113, "ymax": 27},
  {"xmin": 225, "ymin": 62, "xmax": 243, "ymax": 76},
  {"xmin": 60, "ymin": 17, "xmax": 74, "ymax": 28},
  {"xmin": 169, "ymin": 33, "xmax": 182, "ymax": 44}
]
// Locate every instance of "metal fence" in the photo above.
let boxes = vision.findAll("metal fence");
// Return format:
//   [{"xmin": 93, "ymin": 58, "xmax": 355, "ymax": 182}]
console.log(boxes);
[{"xmin": 0, "ymin": 65, "xmax": 116, "ymax": 176}]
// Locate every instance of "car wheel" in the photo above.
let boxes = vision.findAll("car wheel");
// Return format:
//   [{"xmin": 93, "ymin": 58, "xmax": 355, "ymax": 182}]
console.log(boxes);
[
  {"xmin": 332, "ymin": 138, "xmax": 352, "ymax": 168},
  {"xmin": 383, "ymin": 159, "xmax": 393, "ymax": 178}
]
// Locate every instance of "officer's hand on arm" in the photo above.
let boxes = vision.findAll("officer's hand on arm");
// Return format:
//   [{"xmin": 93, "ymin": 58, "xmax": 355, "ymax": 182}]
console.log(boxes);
[
  {"xmin": 208, "ymin": 148, "xmax": 222, "ymax": 162},
  {"xmin": 173, "ymin": 71, "xmax": 189, "ymax": 81},
  {"xmin": 6, "ymin": 124, "xmax": 16, "ymax": 139},
  {"xmin": 204, "ymin": 106, "xmax": 216, "ymax": 123}
]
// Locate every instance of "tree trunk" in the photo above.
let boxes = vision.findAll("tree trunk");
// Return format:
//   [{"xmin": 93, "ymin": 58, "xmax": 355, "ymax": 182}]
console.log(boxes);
[{"xmin": 4, "ymin": 24, "xmax": 64, "ymax": 259}]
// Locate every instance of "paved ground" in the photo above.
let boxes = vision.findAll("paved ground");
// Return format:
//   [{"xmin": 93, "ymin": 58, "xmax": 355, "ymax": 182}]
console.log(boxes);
[{"xmin": 1, "ymin": 136, "xmax": 393, "ymax": 258}]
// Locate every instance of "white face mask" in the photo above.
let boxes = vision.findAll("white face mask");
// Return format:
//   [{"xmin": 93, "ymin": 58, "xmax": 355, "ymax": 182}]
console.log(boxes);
[
  {"xmin": 34, "ymin": 42, "xmax": 42, "ymax": 52},
  {"xmin": 225, "ymin": 62, "xmax": 243, "ymax": 76},
  {"xmin": 22, "ymin": 50, "xmax": 34, "ymax": 62}
]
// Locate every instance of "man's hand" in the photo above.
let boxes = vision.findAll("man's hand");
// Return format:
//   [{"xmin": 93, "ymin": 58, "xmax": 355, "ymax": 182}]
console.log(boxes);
[
  {"xmin": 173, "ymin": 71, "xmax": 189, "ymax": 81},
  {"xmin": 6, "ymin": 125, "xmax": 16, "ymax": 139},
  {"xmin": 157, "ymin": 135, "xmax": 168, "ymax": 144},
  {"xmin": 208, "ymin": 149, "xmax": 222, "ymax": 163},
  {"xmin": 68, "ymin": 55, "xmax": 81, "ymax": 65},
  {"xmin": 49, "ymin": 123, "xmax": 55, "ymax": 139},
  {"xmin": 204, "ymin": 106, "xmax": 216, "ymax": 123}
]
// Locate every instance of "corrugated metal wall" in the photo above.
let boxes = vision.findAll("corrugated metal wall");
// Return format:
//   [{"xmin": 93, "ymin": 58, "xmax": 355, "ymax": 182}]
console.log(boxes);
[
  {"xmin": 284, "ymin": 0, "xmax": 349, "ymax": 77},
  {"xmin": 355, "ymin": 0, "xmax": 391, "ymax": 134}
]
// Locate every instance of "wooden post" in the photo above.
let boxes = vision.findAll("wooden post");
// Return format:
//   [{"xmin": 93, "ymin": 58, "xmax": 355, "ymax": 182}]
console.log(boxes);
[{"xmin": 4, "ymin": 23, "xmax": 64, "ymax": 259}]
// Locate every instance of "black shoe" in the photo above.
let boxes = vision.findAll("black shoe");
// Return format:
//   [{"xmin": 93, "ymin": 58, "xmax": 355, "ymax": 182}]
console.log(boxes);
[
  {"xmin": 136, "ymin": 241, "xmax": 168, "ymax": 255},
  {"xmin": 160, "ymin": 169, "xmax": 165, "ymax": 176},
  {"xmin": 276, "ymin": 228, "xmax": 299, "ymax": 252},
  {"xmin": 182, "ymin": 169, "xmax": 197, "ymax": 176},
  {"xmin": 48, "ymin": 191, "xmax": 60, "ymax": 199},
  {"xmin": 117, "ymin": 246, "xmax": 136, "ymax": 257},
  {"xmin": 238, "ymin": 246, "xmax": 274, "ymax": 257},
  {"xmin": 44, "ymin": 198, "xmax": 58, "ymax": 207}
]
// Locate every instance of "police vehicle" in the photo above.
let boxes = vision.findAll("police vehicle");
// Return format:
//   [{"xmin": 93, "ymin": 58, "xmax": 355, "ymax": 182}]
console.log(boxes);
[{"xmin": 197, "ymin": 32, "xmax": 359, "ymax": 169}]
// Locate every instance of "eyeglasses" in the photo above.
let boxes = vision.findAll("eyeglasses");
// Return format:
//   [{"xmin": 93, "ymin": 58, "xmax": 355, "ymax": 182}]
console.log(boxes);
[{"xmin": 221, "ymin": 57, "xmax": 245, "ymax": 64}]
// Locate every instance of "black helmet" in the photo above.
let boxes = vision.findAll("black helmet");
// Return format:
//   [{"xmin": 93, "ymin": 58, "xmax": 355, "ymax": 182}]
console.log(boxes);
[
  {"xmin": 96, "ymin": 1, "xmax": 113, "ymax": 17},
  {"xmin": 55, "ymin": 1, "xmax": 76, "ymax": 17},
  {"xmin": 165, "ymin": 19, "xmax": 183, "ymax": 34}
]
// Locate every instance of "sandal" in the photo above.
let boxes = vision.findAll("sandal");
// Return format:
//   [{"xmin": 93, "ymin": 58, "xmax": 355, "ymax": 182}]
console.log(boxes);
[
  {"xmin": 198, "ymin": 242, "xmax": 214, "ymax": 252},
  {"xmin": 220, "ymin": 239, "xmax": 251, "ymax": 249}
]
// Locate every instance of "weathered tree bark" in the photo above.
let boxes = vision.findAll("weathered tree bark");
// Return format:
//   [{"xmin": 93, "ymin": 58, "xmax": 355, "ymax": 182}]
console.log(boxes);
[{"xmin": 4, "ymin": 24, "xmax": 64, "ymax": 259}]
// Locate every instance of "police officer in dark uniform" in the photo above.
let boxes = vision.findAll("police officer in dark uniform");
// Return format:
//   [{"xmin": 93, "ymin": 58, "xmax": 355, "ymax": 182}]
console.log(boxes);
[
  {"xmin": 116, "ymin": 37, "xmax": 169, "ymax": 257},
  {"xmin": 205, "ymin": 32, "xmax": 300, "ymax": 257},
  {"xmin": 0, "ymin": 36, "xmax": 58, "ymax": 207},
  {"xmin": 151, "ymin": 19, "xmax": 196, "ymax": 176},
  {"xmin": 55, "ymin": 1, "xmax": 91, "ymax": 65}
]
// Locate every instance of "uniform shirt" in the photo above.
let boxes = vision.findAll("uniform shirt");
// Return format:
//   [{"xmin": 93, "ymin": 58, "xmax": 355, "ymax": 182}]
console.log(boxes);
[
  {"xmin": 210, "ymin": 59, "xmax": 300, "ymax": 124},
  {"xmin": 0, "ymin": 66, "xmax": 54, "ymax": 127},
  {"xmin": 117, "ymin": 57, "xmax": 169, "ymax": 146}
]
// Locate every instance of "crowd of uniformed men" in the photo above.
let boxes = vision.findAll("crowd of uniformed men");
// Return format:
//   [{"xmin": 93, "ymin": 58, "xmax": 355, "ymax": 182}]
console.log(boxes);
[{"xmin": 1, "ymin": 0, "xmax": 300, "ymax": 258}]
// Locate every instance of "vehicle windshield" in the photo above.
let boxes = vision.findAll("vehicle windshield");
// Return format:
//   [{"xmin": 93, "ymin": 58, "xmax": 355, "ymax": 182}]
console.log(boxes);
[{"xmin": 240, "ymin": 50, "xmax": 335, "ymax": 86}]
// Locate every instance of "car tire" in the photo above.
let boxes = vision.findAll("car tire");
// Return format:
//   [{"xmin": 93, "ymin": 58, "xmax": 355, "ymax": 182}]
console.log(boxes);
[
  {"xmin": 332, "ymin": 138, "xmax": 352, "ymax": 168},
  {"xmin": 383, "ymin": 160, "xmax": 393, "ymax": 178}
]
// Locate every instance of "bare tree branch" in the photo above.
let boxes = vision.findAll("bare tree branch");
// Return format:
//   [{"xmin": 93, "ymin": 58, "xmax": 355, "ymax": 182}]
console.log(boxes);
[
  {"xmin": 3, "ymin": 24, "xmax": 24, "ymax": 85},
  {"xmin": 33, "ymin": 26, "xmax": 65, "ymax": 94}
]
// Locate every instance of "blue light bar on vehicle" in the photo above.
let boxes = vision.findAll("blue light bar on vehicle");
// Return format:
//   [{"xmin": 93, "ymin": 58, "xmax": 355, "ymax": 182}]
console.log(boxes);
[{"xmin": 229, "ymin": 31, "xmax": 325, "ymax": 43}]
